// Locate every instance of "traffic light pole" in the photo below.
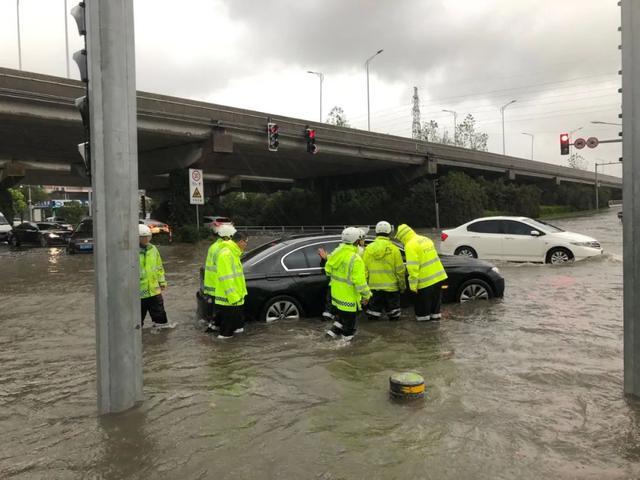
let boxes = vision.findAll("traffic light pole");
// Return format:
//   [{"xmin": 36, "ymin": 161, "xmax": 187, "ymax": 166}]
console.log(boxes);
[
  {"xmin": 622, "ymin": 0, "xmax": 640, "ymax": 398},
  {"xmin": 86, "ymin": 0, "xmax": 143, "ymax": 413}
]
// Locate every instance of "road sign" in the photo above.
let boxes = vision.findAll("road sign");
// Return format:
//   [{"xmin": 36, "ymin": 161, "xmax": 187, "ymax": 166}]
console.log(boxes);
[
  {"xmin": 189, "ymin": 168, "xmax": 204, "ymax": 205},
  {"xmin": 587, "ymin": 137, "xmax": 599, "ymax": 148},
  {"xmin": 574, "ymin": 138, "xmax": 586, "ymax": 149}
]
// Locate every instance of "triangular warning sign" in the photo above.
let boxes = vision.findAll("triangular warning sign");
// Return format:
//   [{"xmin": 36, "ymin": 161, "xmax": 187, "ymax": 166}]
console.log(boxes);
[{"xmin": 192, "ymin": 187, "xmax": 202, "ymax": 199}]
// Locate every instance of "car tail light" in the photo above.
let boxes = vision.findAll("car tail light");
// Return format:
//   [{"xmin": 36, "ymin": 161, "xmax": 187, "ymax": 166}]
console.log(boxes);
[{"xmin": 440, "ymin": 232, "xmax": 448, "ymax": 242}]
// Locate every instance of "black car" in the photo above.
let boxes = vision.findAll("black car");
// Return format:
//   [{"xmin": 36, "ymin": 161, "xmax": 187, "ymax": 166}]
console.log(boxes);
[
  {"xmin": 8, "ymin": 222, "xmax": 72, "ymax": 247},
  {"xmin": 196, "ymin": 234, "xmax": 505, "ymax": 323},
  {"xmin": 67, "ymin": 218, "xmax": 93, "ymax": 253}
]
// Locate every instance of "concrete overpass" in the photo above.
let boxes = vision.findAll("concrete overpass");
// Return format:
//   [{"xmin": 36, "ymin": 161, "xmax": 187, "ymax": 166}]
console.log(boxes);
[{"xmin": 0, "ymin": 67, "xmax": 622, "ymax": 199}]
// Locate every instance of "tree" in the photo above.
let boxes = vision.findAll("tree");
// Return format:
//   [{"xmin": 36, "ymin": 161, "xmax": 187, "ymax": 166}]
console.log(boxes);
[
  {"xmin": 421, "ymin": 120, "xmax": 441, "ymax": 143},
  {"xmin": 326, "ymin": 106, "xmax": 350, "ymax": 127},
  {"xmin": 17, "ymin": 185, "xmax": 49, "ymax": 204},
  {"xmin": 9, "ymin": 188, "xmax": 27, "ymax": 218},
  {"xmin": 567, "ymin": 153, "xmax": 588, "ymax": 170},
  {"xmin": 57, "ymin": 201, "xmax": 88, "ymax": 225},
  {"xmin": 455, "ymin": 114, "xmax": 488, "ymax": 151}
]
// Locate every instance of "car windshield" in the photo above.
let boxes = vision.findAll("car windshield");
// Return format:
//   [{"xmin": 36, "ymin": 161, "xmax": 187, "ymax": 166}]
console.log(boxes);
[
  {"xmin": 0, "ymin": 213, "xmax": 7, "ymax": 225},
  {"xmin": 526, "ymin": 218, "xmax": 564, "ymax": 233},
  {"xmin": 37, "ymin": 223, "xmax": 56, "ymax": 230}
]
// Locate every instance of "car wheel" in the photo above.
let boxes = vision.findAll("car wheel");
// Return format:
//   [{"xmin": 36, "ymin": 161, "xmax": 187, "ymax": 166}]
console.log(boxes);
[
  {"xmin": 9, "ymin": 235, "xmax": 19, "ymax": 247},
  {"xmin": 457, "ymin": 278, "xmax": 493, "ymax": 303},
  {"xmin": 454, "ymin": 246, "xmax": 477, "ymax": 258},
  {"xmin": 39, "ymin": 236, "xmax": 48, "ymax": 247},
  {"xmin": 261, "ymin": 295, "xmax": 303, "ymax": 323},
  {"xmin": 546, "ymin": 247, "xmax": 574, "ymax": 265}
]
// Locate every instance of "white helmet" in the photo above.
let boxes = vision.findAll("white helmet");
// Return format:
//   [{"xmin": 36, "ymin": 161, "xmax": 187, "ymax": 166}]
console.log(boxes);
[
  {"xmin": 217, "ymin": 223, "xmax": 237, "ymax": 238},
  {"xmin": 139, "ymin": 224, "xmax": 152, "ymax": 237},
  {"xmin": 341, "ymin": 226, "xmax": 365, "ymax": 244},
  {"xmin": 375, "ymin": 221, "xmax": 393, "ymax": 235}
]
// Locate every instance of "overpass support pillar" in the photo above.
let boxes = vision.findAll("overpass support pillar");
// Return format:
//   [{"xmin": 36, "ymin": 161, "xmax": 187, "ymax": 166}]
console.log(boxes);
[{"xmin": 507, "ymin": 169, "xmax": 516, "ymax": 181}]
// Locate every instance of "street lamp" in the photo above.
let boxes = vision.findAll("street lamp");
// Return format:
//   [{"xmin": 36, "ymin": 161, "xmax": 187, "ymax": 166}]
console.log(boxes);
[
  {"xmin": 442, "ymin": 109, "xmax": 458, "ymax": 145},
  {"xmin": 591, "ymin": 120, "xmax": 623, "ymax": 126},
  {"xmin": 365, "ymin": 49, "xmax": 384, "ymax": 131},
  {"xmin": 16, "ymin": 0, "xmax": 22, "ymax": 70},
  {"xmin": 500, "ymin": 99, "xmax": 517, "ymax": 155},
  {"xmin": 521, "ymin": 132, "xmax": 534, "ymax": 160},
  {"xmin": 307, "ymin": 71, "xmax": 324, "ymax": 123}
]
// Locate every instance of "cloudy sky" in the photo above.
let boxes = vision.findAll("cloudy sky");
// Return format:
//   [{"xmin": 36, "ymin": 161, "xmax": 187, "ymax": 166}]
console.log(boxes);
[{"xmin": 0, "ymin": 0, "xmax": 623, "ymax": 176}]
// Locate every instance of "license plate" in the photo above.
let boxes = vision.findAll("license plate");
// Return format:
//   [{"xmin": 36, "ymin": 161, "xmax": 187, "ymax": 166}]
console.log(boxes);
[{"xmin": 79, "ymin": 244, "xmax": 92, "ymax": 250}]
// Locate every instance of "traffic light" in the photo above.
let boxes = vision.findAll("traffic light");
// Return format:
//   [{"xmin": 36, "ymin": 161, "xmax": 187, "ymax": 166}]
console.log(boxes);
[
  {"xmin": 71, "ymin": 2, "xmax": 91, "ymax": 179},
  {"xmin": 560, "ymin": 133, "xmax": 569, "ymax": 155},
  {"xmin": 305, "ymin": 127, "xmax": 318, "ymax": 154},
  {"xmin": 267, "ymin": 122, "xmax": 279, "ymax": 152}
]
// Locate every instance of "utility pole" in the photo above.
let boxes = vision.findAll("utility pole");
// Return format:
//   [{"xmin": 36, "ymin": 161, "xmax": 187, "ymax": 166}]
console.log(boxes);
[
  {"xmin": 522, "ymin": 132, "xmax": 534, "ymax": 160},
  {"xmin": 622, "ymin": 0, "xmax": 640, "ymax": 397},
  {"xmin": 412, "ymin": 87, "xmax": 421, "ymax": 139},
  {"xmin": 85, "ymin": 0, "xmax": 142, "ymax": 413},
  {"xmin": 594, "ymin": 161, "xmax": 620, "ymax": 210},
  {"xmin": 365, "ymin": 49, "xmax": 383, "ymax": 131},
  {"xmin": 442, "ymin": 109, "xmax": 457, "ymax": 145},
  {"xmin": 16, "ymin": 0, "xmax": 22, "ymax": 70},
  {"xmin": 307, "ymin": 71, "xmax": 324, "ymax": 122}
]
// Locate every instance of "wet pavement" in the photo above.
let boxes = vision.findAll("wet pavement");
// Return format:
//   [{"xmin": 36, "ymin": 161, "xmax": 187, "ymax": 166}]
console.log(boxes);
[{"xmin": 1, "ymin": 209, "xmax": 638, "ymax": 479}]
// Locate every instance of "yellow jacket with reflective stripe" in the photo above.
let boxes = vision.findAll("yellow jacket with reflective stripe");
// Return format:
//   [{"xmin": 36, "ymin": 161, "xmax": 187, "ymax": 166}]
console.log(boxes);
[
  {"xmin": 395, "ymin": 224, "xmax": 447, "ymax": 292},
  {"xmin": 363, "ymin": 236, "xmax": 406, "ymax": 292},
  {"xmin": 139, "ymin": 243, "xmax": 167, "ymax": 299},
  {"xmin": 214, "ymin": 240, "xmax": 247, "ymax": 306},
  {"xmin": 325, "ymin": 243, "xmax": 372, "ymax": 312},
  {"xmin": 203, "ymin": 238, "xmax": 223, "ymax": 296}
]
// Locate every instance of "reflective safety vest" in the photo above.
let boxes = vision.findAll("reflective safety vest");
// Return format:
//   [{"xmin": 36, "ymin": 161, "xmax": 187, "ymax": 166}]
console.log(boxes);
[
  {"xmin": 214, "ymin": 240, "xmax": 247, "ymax": 306},
  {"xmin": 203, "ymin": 238, "xmax": 223, "ymax": 296},
  {"xmin": 363, "ymin": 236, "xmax": 406, "ymax": 292},
  {"xmin": 325, "ymin": 243, "xmax": 372, "ymax": 312},
  {"xmin": 139, "ymin": 243, "xmax": 167, "ymax": 299},
  {"xmin": 395, "ymin": 224, "xmax": 447, "ymax": 292}
]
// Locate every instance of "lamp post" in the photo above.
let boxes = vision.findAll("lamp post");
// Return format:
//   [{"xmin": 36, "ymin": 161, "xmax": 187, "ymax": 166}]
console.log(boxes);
[
  {"xmin": 591, "ymin": 121, "xmax": 623, "ymax": 126},
  {"xmin": 16, "ymin": 0, "xmax": 22, "ymax": 70},
  {"xmin": 307, "ymin": 70, "xmax": 324, "ymax": 122},
  {"xmin": 442, "ymin": 109, "xmax": 458, "ymax": 145},
  {"xmin": 365, "ymin": 49, "xmax": 383, "ymax": 131},
  {"xmin": 500, "ymin": 99, "xmax": 517, "ymax": 155},
  {"xmin": 521, "ymin": 132, "xmax": 534, "ymax": 160}
]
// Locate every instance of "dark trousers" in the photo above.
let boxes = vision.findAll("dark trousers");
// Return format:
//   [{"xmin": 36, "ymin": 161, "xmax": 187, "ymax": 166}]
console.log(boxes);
[
  {"xmin": 413, "ymin": 283, "xmax": 442, "ymax": 321},
  {"xmin": 141, "ymin": 294, "xmax": 168, "ymax": 325},
  {"xmin": 329, "ymin": 310, "xmax": 358, "ymax": 337},
  {"xmin": 217, "ymin": 304, "xmax": 245, "ymax": 337},
  {"xmin": 322, "ymin": 289, "xmax": 338, "ymax": 320},
  {"xmin": 366, "ymin": 290, "xmax": 402, "ymax": 320}
]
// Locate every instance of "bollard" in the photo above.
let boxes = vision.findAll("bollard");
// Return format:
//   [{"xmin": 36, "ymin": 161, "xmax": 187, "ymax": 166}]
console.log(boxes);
[{"xmin": 389, "ymin": 371, "xmax": 425, "ymax": 400}]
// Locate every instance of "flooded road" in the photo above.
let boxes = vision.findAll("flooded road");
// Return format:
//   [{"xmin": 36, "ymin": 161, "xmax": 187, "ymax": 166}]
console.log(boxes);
[{"xmin": 1, "ymin": 209, "xmax": 638, "ymax": 479}]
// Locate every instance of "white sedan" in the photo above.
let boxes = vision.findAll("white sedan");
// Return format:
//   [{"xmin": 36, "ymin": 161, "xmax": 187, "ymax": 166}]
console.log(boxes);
[{"xmin": 440, "ymin": 216, "xmax": 603, "ymax": 264}]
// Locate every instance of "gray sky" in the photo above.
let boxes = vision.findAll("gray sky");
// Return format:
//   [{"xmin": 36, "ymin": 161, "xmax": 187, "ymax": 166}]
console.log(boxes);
[{"xmin": 0, "ymin": 0, "xmax": 623, "ymax": 175}]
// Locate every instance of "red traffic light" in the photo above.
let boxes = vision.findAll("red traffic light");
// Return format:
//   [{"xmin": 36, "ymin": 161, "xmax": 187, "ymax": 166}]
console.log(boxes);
[
  {"xmin": 560, "ymin": 133, "xmax": 570, "ymax": 155},
  {"xmin": 560, "ymin": 133, "xmax": 569, "ymax": 142}
]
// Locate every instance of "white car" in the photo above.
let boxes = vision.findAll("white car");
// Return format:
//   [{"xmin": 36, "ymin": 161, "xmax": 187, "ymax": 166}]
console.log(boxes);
[
  {"xmin": 0, "ymin": 212, "xmax": 11, "ymax": 242},
  {"xmin": 440, "ymin": 216, "xmax": 603, "ymax": 264}
]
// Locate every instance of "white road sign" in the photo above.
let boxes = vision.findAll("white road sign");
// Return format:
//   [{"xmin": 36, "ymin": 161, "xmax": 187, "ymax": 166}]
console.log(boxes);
[{"xmin": 189, "ymin": 168, "xmax": 204, "ymax": 205}]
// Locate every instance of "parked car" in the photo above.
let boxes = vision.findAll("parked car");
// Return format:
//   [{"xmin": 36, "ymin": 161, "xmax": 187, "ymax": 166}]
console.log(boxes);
[
  {"xmin": 0, "ymin": 212, "xmax": 11, "ymax": 242},
  {"xmin": 440, "ymin": 216, "xmax": 603, "ymax": 264},
  {"xmin": 196, "ymin": 234, "xmax": 505, "ymax": 323},
  {"xmin": 8, "ymin": 222, "xmax": 72, "ymax": 247},
  {"xmin": 67, "ymin": 218, "xmax": 93, "ymax": 254},
  {"xmin": 202, "ymin": 215, "xmax": 232, "ymax": 230},
  {"xmin": 140, "ymin": 219, "xmax": 172, "ymax": 242}
]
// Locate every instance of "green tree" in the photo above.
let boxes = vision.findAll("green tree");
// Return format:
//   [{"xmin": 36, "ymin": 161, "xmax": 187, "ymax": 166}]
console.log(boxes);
[
  {"xmin": 57, "ymin": 201, "xmax": 88, "ymax": 224},
  {"xmin": 421, "ymin": 120, "xmax": 441, "ymax": 143},
  {"xmin": 326, "ymin": 106, "xmax": 350, "ymax": 127},
  {"xmin": 18, "ymin": 185, "xmax": 49, "ymax": 204},
  {"xmin": 9, "ymin": 188, "xmax": 27, "ymax": 218},
  {"xmin": 438, "ymin": 172, "xmax": 486, "ymax": 226},
  {"xmin": 455, "ymin": 114, "xmax": 488, "ymax": 151},
  {"xmin": 567, "ymin": 153, "xmax": 588, "ymax": 170}
]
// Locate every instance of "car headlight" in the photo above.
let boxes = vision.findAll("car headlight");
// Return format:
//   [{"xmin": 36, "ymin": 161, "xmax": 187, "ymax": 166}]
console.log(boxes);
[
  {"xmin": 48, "ymin": 233, "xmax": 59, "ymax": 238},
  {"xmin": 491, "ymin": 266, "xmax": 500, "ymax": 274},
  {"xmin": 570, "ymin": 241, "xmax": 601, "ymax": 248}
]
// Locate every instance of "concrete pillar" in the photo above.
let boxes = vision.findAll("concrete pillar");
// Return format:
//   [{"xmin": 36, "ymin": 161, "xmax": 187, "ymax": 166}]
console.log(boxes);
[
  {"xmin": 87, "ymin": 0, "xmax": 143, "ymax": 413},
  {"xmin": 622, "ymin": 0, "xmax": 640, "ymax": 397}
]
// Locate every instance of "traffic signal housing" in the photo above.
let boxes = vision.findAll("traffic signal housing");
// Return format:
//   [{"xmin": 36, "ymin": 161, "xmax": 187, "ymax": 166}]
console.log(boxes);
[
  {"xmin": 267, "ymin": 122, "xmax": 279, "ymax": 152},
  {"xmin": 305, "ymin": 127, "xmax": 318, "ymax": 154},
  {"xmin": 560, "ymin": 133, "xmax": 570, "ymax": 155}
]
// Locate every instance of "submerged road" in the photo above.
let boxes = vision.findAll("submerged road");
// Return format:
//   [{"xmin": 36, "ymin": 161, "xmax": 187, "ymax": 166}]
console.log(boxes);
[{"xmin": 0, "ymin": 209, "xmax": 636, "ymax": 479}]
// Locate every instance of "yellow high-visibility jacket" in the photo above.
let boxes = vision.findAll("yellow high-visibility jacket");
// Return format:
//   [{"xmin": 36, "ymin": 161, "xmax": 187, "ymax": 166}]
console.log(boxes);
[
  {"xmin": 203, "ymin": 238, "xmax": 223, "ymax": 296},
  {"xmin": 139, "ymin": 243, "xmax": 167, "ymax": 299},
  {"xmin": 214, "ymin": 240, "xmax": 247, "ymax": 306},
  {"xmin": 363, "ymin": 236, "xmax": 406, "ymax": 292},
  {"xmin": 395, "ymin": 224, "xmax": 447, "ymax": 292},
  {"xmin": 325, "ymin": 243, "xmax": 372, "ymax": 312}
]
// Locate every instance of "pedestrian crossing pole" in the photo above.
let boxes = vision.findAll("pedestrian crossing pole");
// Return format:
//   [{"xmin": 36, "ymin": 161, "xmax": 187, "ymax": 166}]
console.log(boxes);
[{"xmin": 622, "ymin": 0, "xmax": 640, "ymax": 397}]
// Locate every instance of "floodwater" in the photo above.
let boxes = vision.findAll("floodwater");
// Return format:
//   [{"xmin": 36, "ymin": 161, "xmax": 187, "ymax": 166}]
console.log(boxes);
[{"xmin": 1, "ymin": 209, "xmax": 638, "ymax": 479}]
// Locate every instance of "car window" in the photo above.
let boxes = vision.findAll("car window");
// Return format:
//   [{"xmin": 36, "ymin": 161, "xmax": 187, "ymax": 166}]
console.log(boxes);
[
  {"xmin": 503, "ymin": 220, "xmax": 534, "ymax": 235},
  {"xmin": 282, "ymin": 249, "xmax": 308, "ymax": 269},
  {"xmin": 526, "ymin": 218, "xmax": 564, "ymax": 233},
  {"xmin": 76, "ymin": 221, "xmax": 92, "ymax": 234},
  {"xmin": 467, "ymin": 220, "xmax": 503, "ymax": 234},
  {"xmin": 37, "ymin": 223, "xmax": 55, "ymax": 230},
  {"xmin": 304, "ymin": 242, "xmax": 340, "ymax": 268},
  {"xmin": 0, "ymin": 213, "xmax": 7, "ymax": 225}
]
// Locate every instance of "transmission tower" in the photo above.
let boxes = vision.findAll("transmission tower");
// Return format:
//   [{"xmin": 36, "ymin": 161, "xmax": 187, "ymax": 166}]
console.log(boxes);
[{"xmin": 412, "ymin": 86, "xmax": 421, "ymax": 139}]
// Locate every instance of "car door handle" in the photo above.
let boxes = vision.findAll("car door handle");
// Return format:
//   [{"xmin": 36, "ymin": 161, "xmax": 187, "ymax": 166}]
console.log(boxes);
[{"xmin": 297, "ymin": 272, "xmax": 311, "ymax": 277}]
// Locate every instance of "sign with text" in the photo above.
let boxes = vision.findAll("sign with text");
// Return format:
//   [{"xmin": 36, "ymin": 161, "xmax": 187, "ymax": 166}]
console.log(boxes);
[{"xmin": 189, "ymin": 168, "xmax": 204, "ymax": 205}]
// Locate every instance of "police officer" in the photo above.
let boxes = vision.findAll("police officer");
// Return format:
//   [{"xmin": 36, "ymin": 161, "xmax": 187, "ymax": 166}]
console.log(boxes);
[
  {"xmin": 363, "ymin": 221, "xmax": 406, "ymax": 321},
  {"xmin": 395, "ymin": 224, "xmax": 447, "ymax": 321},
  {"xmin": 325, "ymin": 227, "xmax": 372, "ymax": 340},
  {"xmin": 139, "ymin": 224, "xmax": 171, "ymax": 328},
  {"xmin": 214, "ymin": 225, "xmax": 248, "ymax": 339},
  {"xmin": 203, "ymin": 223, "xmax": 225, "ymax": 332}
]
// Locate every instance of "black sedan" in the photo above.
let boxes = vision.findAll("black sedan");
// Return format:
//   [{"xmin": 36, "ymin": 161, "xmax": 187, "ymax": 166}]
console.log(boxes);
[
  {"xmin": 196, "ymin": 234, "xmax": 505, "ymax": 323},
  {"xmin": 8, "ymin": 222, "xmax": 72, "ymax": 247},
  {"xmin": 67, "ymin": 218, "xmax": 93, "ymax": 254}
]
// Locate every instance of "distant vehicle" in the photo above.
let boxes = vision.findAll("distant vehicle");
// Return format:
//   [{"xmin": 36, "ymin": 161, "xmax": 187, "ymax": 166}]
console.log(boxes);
[
  {"xmin": 196, "ymin": 234, "xmax": 505, "ymax": 323},
  {"xmin": 67, "ymin": 218, "xmax": 93, "ymax": 254},
  {"xmin": 202, "ymin": 215, "xmax": 232, "ymax": 230},
  {"xmin": 8, "ymin": 222, "xmax": 72, "ymax": 247},
  {"xmin": 139, "ymin": 219, "xmax": 172, "ymax": 242},
  {"xmin": 0, "ymin": 212, "xmax": 11, "ymax": 242},
  {"xmin": 45, "ymin": 216, "xmax": 74, "ymax": 231},
  {"xmin": 618, "ymin": 211, "xmax": 623, "ymax": 221},
  {"xmin": 440, "ymin": 216, "xmax": 603, "ymax": 264}
]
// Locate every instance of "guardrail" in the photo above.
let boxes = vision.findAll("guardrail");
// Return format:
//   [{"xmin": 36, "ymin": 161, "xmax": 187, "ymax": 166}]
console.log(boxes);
[{"xmin": 234, "ymin": 225, "xmax": 375, "ymax": 234}]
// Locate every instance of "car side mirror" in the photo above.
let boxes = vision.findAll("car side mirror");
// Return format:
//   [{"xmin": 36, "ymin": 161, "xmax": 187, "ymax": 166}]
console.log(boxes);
[{"xmin": 530, "ymin": 230, "xmax": 541, "ymax": 237}]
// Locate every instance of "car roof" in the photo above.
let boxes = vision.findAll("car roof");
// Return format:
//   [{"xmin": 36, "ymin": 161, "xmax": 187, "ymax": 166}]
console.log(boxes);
[{"xmin": 465, "ymin": 216, "xmax": 531, "ymax": 223}]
